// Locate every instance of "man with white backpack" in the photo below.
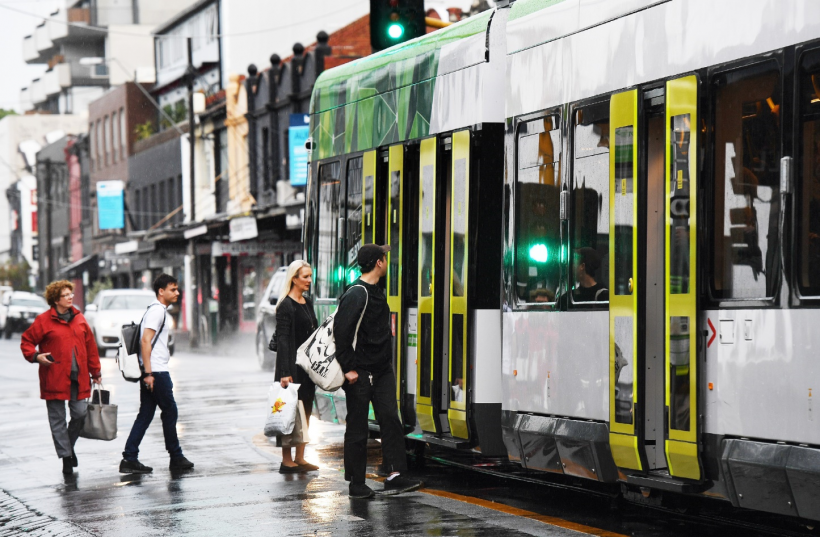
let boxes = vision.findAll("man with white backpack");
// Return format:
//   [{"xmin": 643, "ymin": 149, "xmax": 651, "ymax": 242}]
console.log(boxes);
[
  {"xmin": 334, "ymin": 244, "xmax": 422, "ymax": 499},
  {"xmin": 119, "ymin": 274, "xmax": 194, "ymax": 474}
]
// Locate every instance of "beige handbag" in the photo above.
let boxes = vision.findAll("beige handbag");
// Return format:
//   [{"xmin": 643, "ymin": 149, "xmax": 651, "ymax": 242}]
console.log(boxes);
[{"xmin": 80, "ymin": 384, "xmax": 118, "ymax": 441}]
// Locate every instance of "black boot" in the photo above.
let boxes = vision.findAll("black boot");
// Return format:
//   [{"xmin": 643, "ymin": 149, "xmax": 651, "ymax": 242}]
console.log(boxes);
[
  {"xmin": 71, "ymin": 452, "xmax": 78, "ymax": 468},
  {"xmin": 62, "ymin": 457, "xmax": 73, "ymax": 475}
]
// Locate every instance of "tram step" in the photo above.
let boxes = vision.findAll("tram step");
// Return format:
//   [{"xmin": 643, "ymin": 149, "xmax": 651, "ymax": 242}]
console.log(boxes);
[
  {"xmin": 415, "ymin": 433, "xmax": 472, "ymax": 450},
  {"xmin": 626, "ymin": 472, "xmax": 707, "ymax": 494}
]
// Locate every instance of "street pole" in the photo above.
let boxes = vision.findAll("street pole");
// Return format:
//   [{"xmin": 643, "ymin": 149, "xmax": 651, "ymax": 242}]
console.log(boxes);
[
  {"xmin": 45, "ymin": 161, "xmax": 53, "ymax": 284},
  {"xmin": 187, "ymin": 37, "xmax": 200, "ymax": 348}
]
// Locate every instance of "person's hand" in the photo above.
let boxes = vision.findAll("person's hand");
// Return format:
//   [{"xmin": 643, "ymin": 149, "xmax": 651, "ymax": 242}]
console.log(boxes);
[
  {"xmin": 91, "ymin": 376, "xmax": 102, "ymax": 385},
  {"xmin": 36, "ymin": 353, "xmax": 53, "ymax": 365},
  {"xmin": 144, "ymin": 374, "xmax": 154, "ymax": 391},
  {"xmin": 344, "ymin": 370, "xmax": 358, "ymax": 384},
  {"xmin": 280, "ymin": 376, "xmax": 293, "ymax": 388}
]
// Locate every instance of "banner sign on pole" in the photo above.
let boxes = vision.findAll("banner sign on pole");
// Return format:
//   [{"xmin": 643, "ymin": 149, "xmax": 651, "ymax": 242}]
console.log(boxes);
[
  {"xmin": 97, "ymin": 180, "xmax": 125, "ymax": 230},
  {"xmin": 289, "ymin": 114, "xmax": 310, "ymax": 187}
]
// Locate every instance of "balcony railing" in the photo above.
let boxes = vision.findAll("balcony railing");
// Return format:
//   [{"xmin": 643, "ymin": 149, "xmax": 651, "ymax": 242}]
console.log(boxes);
[
  {"xmin": 30, "ymin": 78, "xmax": 46, "ymax": 105},
  {"xmin": 19, "ymin": 88, "xmax": 33, "ymax": 113},
  {"xmin": 35, "ymin": 22, "xmax": 53, "ymax": 55},
  {"xmin": 22, "ymin": 35, "xmax": 39, "ymax": 63},
  {"xmin": 42, "ymin": 63, "xmax": 71, "ymax": 96}
]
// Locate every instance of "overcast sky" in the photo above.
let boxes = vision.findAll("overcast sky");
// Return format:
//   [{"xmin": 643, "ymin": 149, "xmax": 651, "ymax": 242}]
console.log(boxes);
[
  {"xmin": 0, "ymin": 0, "xmax": 480, "ymax": 114},
  {"xmin": 0, "ymin": 0, "xmax": 64, "ymax": 113}
]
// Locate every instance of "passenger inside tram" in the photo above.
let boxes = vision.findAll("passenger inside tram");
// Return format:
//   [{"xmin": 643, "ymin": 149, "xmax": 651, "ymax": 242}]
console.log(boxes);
[{"xmin": 572, "ymin": 247, "xmax": 609, "ymax": 302}]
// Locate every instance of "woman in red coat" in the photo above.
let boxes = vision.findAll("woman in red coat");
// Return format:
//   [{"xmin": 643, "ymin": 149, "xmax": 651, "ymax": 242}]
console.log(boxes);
[{"xmin": 21, "ymin": 280, "xmax": 101, "ymax": 475}]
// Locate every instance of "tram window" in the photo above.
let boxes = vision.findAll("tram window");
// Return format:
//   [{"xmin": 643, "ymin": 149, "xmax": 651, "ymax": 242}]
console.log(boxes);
[
  {"xmin": 346, "ymin": 157, "xmax": 363, "ymax": 283},
  {"xmin": 571, "ymin": 101, "xmax": 610, "ymax": 304},
  {"xmin": 796, "ymin": 49, "xmax": 820, "ymax": 297},
  {"xmin": 711, "ymin": 61, "xmax": 781, "ymax": 300},
  {"xmin": 315, "ymin": 161, "xmax": 342, "ymax": 299},
  {"xmin": 515, "ymin": 115, "xmax": 562, "ymax": 305}
]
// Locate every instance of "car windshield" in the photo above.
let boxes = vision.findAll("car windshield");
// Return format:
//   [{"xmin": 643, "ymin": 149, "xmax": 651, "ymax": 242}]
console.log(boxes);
[
  {"xmin": 100, "ymin": 294, "xmax": 155, "ymax": 311},
  {"xmin": 10, "ymin": 298, "xmax": 46, "ymax": 308}
]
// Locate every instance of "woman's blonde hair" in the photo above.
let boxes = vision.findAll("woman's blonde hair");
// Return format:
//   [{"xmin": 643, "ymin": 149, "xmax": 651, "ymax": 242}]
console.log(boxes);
[{"xmin": 278, "ymin": 260, "xmax": 312, "ymax": 305}]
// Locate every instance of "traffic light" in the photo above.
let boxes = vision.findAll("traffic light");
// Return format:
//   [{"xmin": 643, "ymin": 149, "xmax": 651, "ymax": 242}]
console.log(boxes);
[
  {"xmin": 529, "ymin": 243, "xmax": 549, "ymax": 263},
  {"xmin": 370, "ymin": 0, "xmax": 426, "ymax": 52}
]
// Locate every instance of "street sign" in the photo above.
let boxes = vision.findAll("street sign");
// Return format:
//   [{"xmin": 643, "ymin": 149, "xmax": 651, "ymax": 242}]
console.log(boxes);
[
  {"xmin": 97, "ymin": 180, "xmax": 125, "ymax": 230},
  {"xmin": 229, "ymin": 216, "xmax": 258, "ymax": 243},
  {"xmin": 289, "ymin": 114, "xmax": 310, "ymax": 187}
]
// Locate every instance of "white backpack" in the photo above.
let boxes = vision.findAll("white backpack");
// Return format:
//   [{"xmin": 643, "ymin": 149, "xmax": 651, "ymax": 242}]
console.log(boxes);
[{"xmin": 296, "ymin": 285, "xmax": 368, "ymax": 392}]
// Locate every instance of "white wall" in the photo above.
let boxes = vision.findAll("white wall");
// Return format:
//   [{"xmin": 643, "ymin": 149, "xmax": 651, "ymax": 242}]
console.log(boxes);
[
  {"xmin": 220, "ymin": 0, "xmax": 370, "ymax": 82},
  {"xmin": 107, "ymin": 25, "xmax": 156, "ymax": 86},
  {"xmin": 0, "ymin": 115, "xmax": 86, "ymax": 263},
  {"xmin": 137, "ymin": 0, "xmax": 200, "ymax": 25}
]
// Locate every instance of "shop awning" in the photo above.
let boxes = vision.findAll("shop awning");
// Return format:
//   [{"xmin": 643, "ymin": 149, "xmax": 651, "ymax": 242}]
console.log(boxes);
[{"xmin": 59, "ymin": 254, "xmax": 98, "ymax": 278}]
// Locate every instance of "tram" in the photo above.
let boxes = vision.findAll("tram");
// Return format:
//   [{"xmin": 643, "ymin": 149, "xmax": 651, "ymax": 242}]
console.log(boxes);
[{"xmin": 303, "ymin": 0, "xmax": 820, "ymax": 523}]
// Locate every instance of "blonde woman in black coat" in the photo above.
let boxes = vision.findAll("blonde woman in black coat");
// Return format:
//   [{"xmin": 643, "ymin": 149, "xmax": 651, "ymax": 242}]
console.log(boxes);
[{"xmin": 274, "ymin": 260, "xmax": 319, "ymax": 473}]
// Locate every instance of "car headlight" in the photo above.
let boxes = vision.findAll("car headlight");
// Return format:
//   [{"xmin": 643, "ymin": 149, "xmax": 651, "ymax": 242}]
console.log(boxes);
[{"xmin": 104, "ymin": 320, "xmax": 119, "ymax": 329}]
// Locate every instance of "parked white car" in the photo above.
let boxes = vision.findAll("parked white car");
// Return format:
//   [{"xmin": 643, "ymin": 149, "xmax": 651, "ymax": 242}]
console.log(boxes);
[
  {"xmin": 2, "ymin": 291, "xmax": 49, "ymax": 338},
  {"xmin": 85, "ymin": 289, "xmax": 175, "ymax": 357}
]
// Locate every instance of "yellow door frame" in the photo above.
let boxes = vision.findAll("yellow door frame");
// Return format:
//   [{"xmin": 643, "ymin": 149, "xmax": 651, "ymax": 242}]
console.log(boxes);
[
  {"xmin": 608, "ymin": 89, "xmax": 642, "ymax": 471},
  {"xmin": 448, "ymin": 130, "xmax": 470, "ymax": 439},
  {"xmin": 416, "ymin": 137, "xmax": 438, "ymax": 432},
  {"xmin": 387, "ymin": 144, "xmax": 404, "ymax": 407},
  {"xmin": 664, "ymin": 75, "xmax": 701, "ymax": 480}
]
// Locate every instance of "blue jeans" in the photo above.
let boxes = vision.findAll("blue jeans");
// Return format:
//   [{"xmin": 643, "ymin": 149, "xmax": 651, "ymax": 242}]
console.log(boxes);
[{"xmin": 122, "ymin": 372, "xmax": 183, "ymax": 461}]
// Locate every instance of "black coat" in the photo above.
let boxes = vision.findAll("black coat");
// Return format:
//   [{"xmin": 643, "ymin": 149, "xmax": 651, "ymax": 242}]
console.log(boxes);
[{"xmin": 274, "ymin": 296, "xmax": 318, "ymax": 383}]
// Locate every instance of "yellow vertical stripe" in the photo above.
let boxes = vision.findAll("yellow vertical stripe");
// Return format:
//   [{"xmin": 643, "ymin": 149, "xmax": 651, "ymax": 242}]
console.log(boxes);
[{"xmin": 608, "ymin": 89, "xmax": 642, "ymax": 471}]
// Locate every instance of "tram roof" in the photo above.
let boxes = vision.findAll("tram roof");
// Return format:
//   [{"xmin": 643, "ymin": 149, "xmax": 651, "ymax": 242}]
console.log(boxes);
[{"xmin": 310, "ymin": 9, "xmax": 494, "ymax": 115}]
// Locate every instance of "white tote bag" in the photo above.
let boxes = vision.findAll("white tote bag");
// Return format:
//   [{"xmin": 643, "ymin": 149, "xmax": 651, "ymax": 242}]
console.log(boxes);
[
  {"xmin": 296, "ymin": 285, "xmax": 368, "ymax": 392},
  {"xmin": 264, "ymin": 382, "xmax": 299, "ymax": 437}
]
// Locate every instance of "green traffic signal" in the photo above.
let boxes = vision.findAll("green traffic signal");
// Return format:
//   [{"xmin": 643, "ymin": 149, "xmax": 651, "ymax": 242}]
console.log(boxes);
[
  {"xmin": 388, "ymin": 22, "xmax": 404, "ymax": 39},
  {"xmin": 529, "ymin": 243, "xmax": 549, "ymax": 263}
]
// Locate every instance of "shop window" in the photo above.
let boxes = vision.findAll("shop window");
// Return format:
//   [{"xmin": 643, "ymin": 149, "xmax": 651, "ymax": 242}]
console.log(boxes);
[
  {"xmin": 515, "ymin": 114, "xmax": 561, "ymax": 304},
  {"xmin": 315, "ymin": 161, "xmax": 342, "ymax": 299},
  {"xmin": 711, "ymin": 61, "xmax": 781, "ymax": 300},
  {"xmin": 571, "ymin": 100, "xmax": 610, "ymax": 304},
  {"xmin": 346, "ymin": 157, "xmax": 363, "ymax": 283},
  {"xmin": 796, "ymin": 49, "xmax": 820, "ymax": 297}
]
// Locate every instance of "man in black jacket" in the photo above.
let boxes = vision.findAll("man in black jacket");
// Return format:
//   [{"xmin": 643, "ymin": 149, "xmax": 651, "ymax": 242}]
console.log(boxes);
[{"xmin": 334, "ymin": 243, "xmax": 422, "ymax": 499}]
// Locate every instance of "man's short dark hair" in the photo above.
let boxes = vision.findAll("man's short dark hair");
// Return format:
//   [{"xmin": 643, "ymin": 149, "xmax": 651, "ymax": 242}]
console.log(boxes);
[
  {"xmin": 153, "ymin": 273, "xmax": 178, "ymax": 296},
  {"xmin": 358, "ymin": 243, "xmax": 391, "ymax": 274},
  {"xmin": 576, "ymin": 247, "xmax": 601, "ymax": 278}
]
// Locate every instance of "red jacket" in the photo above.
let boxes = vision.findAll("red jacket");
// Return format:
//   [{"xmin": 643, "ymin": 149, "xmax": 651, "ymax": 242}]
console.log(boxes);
[{"xmin": 21, "ymin": 306, "xmax": 101, "ymax": 401}]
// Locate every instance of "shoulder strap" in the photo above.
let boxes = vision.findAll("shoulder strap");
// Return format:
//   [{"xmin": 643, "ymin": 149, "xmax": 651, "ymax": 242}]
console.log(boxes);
[
  {"xmin": 139, "ymin": 304, "xmax": 166, "ymax": 350},
  {"xmin": 594, "ymin": 288, "xmax": 607, "ymax": 301},
  {"xmin": 351, "ymin": 284, "xmax": 369, "ymax": 350}
]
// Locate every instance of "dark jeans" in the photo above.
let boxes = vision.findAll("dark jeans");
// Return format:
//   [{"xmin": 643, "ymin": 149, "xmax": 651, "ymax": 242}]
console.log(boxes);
[
  {"xmin": 122, "ymin": 372, "xmax": 183, "ymax": 461},
  {"xmin": 344, "ymin": 367, "xmax": 407, "ymax": 485}
]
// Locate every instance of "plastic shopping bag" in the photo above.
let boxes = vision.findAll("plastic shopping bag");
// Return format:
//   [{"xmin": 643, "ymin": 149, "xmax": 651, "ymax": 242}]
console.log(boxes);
[
  {"xmin": 280, "ymin": 400, "xmax": 311, "ymax": 448},
  {"xmin": 264, "ymin": 382, "xmax": 299, "ymax": 437}
]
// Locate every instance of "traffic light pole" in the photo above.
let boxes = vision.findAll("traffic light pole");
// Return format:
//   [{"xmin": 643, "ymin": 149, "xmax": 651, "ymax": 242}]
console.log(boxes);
[{"xmin": 187, "ymin": 37, "xmax": 200, "ymax": 349}]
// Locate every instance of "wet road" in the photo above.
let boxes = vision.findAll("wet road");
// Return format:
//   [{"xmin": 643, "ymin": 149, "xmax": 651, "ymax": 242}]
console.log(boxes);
[{"xmin": 0, "ymin": 336, "xmax": 814, "ymax": 536}]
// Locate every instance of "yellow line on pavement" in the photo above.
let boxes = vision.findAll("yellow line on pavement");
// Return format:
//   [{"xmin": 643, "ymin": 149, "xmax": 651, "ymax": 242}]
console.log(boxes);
[{"xmin": 421, "ymin": 488, "xmax": 628, "ymax": 537}]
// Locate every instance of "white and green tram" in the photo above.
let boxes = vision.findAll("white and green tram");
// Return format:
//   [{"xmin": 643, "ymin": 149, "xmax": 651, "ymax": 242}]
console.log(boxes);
[{"xmin": 303, "ymin": 0, "xmax": 820, "ymax": 523}]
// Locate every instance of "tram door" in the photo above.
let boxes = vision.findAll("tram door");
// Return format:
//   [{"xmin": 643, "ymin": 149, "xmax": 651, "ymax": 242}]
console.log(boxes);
[
  {"xmin": 608, "ymin": 76, "xmax": 702, "ymax": 481},
  {"xmin": 416, "ymin": 132, "xmax": 472, "ymax": 439},
  {"xmin": 359, "ymin": 147, "xmax": 405, "ymax": 412}
]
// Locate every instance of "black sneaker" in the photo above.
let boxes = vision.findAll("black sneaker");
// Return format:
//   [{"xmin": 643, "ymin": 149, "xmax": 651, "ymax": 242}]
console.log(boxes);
[
  {"xmin": 349, "ymin": 483, "xmax": 375, "ymax": 499},
  {"xmin": 382, "ymin": 475, "xmax": 423, "ymax": 494},
  {"xmin": 62, "ymin": 457, "xmax": 73, "ymax": 475},
  {"xmin": 119, "ymin": 459, "xmax": 153, "ymax": 474},
  {"xmin": 169, "ymin": 456, "xmax": 195, "ymax": 470},
  {"xmin": 71, "ymin": 452, "xmax": 78, "ymax": 468}
]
